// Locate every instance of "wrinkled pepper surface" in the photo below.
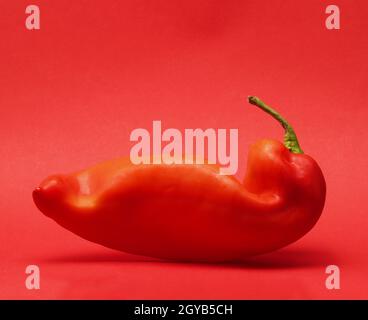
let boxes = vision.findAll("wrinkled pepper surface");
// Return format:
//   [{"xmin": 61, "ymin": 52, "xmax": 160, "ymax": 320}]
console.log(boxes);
[{"xmin": 33, "ymin": 97, "xmax": 326, "ymax": 262}]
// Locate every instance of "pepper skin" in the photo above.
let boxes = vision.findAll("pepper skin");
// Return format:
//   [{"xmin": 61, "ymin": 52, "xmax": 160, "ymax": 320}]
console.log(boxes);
[{"xmin": 33, "ymin": 97, "xmax": 326, "ymax": 262}]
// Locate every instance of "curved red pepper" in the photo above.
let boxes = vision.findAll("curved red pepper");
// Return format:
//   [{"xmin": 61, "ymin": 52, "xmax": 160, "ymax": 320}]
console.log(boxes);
[{"xmin": 33, "ymin": 97, "xmax": 326, "ymax": 262}]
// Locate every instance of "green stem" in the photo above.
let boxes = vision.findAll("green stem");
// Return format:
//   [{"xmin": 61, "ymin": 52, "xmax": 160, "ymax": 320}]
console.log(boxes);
[{"xmin": 247, "ymin": 96, "xmax": 303, "ymax": 154}]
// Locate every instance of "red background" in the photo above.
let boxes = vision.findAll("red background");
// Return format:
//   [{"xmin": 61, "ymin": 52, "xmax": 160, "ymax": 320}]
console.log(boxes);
[{"xmin": 1, "ymin": 0, "xmax": 367, "ymax": 299}]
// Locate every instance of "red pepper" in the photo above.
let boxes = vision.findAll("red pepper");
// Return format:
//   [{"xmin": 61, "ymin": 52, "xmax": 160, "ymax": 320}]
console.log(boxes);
[{"xmin": 33, "ymin": 97, "xmax": 326, "ymax": 262}]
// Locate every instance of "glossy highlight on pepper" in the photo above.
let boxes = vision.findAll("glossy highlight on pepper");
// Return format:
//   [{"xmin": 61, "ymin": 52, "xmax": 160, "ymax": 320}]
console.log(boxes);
[{"xmin": 33, "ymin": 97, "xmax": 326, "ymax": 262}]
